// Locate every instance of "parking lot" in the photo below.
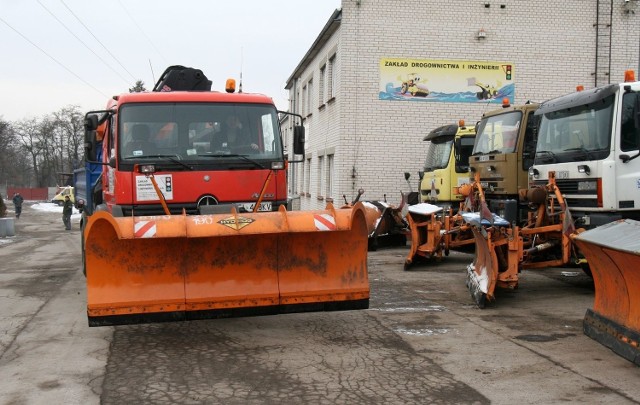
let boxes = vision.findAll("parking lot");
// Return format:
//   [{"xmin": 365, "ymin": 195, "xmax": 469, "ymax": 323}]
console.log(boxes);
[{"xmin": 0, "ymin": 204, "xmax": 639, "ymax": 404}]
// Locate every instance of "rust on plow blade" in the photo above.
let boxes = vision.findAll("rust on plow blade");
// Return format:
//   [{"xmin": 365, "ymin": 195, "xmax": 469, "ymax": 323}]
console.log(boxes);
[
  {"xmin": 571, "ymin": 219, "xmax": 640, "ymax": 365},
  {"xmin": 85, "ymin": 203, "xmax": 369, "ymax": 326},
  {"xmin": 466, "ymin": 226, "xmax": 492, "ymax": 308},
  {"xmin": 463, "ymin": 172, "xmax": 579, "ymax": 308},
  {"xmin": 361, "ymin": 200, "xmax": 408, "ymax": 251},
  {"xmin": 462, "ymin": 213, "xmax": 513, "ymax": 307}
]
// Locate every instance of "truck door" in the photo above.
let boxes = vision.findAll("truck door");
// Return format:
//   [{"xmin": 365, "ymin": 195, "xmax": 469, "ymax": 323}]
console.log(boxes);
[
  {"xmin": 615, "ymin": 91, "xmax": 640, "ymax": 213},
  {"xmin": 103, "ymin": 115, "xmax": 117, "ymax": 209}
]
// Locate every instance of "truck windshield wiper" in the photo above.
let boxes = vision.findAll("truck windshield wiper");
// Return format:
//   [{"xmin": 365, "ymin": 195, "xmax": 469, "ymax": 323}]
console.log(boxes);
[
  {"xmin": 131, "ymin": 154, "xmax": 194, "ymax": 171},
  {"xmin": 565, "ymin": 147, "xmax": 594, "ymax": 160},
  {"xmin": 535, "ymin": 150, "xmax": 557, "ymax": 163},
  {"xmin": 198, "ymin": 153, "xmax": 266, "ymax": 169}
]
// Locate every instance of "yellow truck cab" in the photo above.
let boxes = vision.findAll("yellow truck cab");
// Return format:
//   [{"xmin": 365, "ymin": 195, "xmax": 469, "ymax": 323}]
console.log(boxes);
[
  {"xmin": 419, "ymin": 121, "xmax": 476, "ymax": 209},
  {"xmin": 51, "ymin": 186, "xmax": 74, "ymax": 206}
]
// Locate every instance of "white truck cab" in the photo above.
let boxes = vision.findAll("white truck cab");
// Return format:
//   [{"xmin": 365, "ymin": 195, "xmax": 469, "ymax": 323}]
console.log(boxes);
[{"xmin": 529, "ymin": 71, "xmax": 640, "ymax": 228}]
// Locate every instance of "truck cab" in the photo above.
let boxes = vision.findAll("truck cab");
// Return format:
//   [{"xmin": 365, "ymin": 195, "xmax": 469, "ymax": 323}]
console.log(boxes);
[
  {"xmin": 78, "ymin": 67, "xmax": 305, "ymax": 219},
  {"xmin": 470, "ymin": 101, "xmax": 539, "ymax": 223},
  {"xmin": 529, "ymin": 71, "xmax": 640, "ymax": 228},
  {"xmin": 419, "ymin": 121, "xmax": 475, "ymax": 209}
]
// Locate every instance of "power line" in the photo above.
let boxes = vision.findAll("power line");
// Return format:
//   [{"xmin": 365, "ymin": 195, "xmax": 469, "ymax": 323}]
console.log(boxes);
[
  {"xmin": 36, "ymin": 0, "xmax": 132, "ymax": 87},
  {"xmin": 118, "ymin": 0, "xmax": 168, "ymax": 66},
  {"xmin": 59, "ymin": 0, "xmax": 138, "ymax": 82},
  {"xmin": 0, "ymin": 15, "xmax": 109, "ymax": 99}
]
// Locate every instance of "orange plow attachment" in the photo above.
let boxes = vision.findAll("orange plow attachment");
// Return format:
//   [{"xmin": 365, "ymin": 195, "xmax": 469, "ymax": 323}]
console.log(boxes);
[
  {"xmin": 404, "ymin": 203, "xmax": 475, "ymax": 269},
  {"xmin": 85, "ymin": 203, "xmax": 369, "ymax": 326},
  {"xmin": 571, "ymin": 219, "xmax": 640, "ymax": 365},
  {"xmin": 462, "ymin": 213, "xmax": 514, "ymax": 307}
]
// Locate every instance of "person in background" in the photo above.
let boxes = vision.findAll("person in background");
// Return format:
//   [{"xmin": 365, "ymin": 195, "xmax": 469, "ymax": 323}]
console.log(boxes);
[
  {"xmin": 62, "ymin": 195, "xmax": 73, "ymax": 230},
  {"xmin": 0, "ymin": 194, "xmax": 7, "ymax": 218},
  {"xmin": 12, "ymin": 192, "xmax": 23, "ymax": 219}
]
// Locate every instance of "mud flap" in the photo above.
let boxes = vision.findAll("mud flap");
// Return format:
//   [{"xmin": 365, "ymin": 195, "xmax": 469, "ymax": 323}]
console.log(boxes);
[
  {"xmin": 571, "ymin": 219, "xmax": 640, "ymax": 365},
  {"xmin": 85, "ymin": 203, "xmax": 369, "ymax": 326}
]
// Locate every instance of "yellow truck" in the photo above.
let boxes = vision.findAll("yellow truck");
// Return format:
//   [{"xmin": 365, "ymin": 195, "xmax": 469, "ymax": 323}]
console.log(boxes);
[
  {"xmin": 419, "ymin": 121, "xmax": 475, "ymax": 209},
  {"xmin": 51, "ymin": 186, "xmax": 74, "ymax": 206}
]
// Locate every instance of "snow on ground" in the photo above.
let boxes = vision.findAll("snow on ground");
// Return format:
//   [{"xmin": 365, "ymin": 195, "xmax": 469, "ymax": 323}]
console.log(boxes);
[
  {"xmin": 0, "ymin": 203, "xmax": 82, "ymax": 244},
  {"xmin": 30, "ymin": 202, "xmax": 82, "ymax": 220}
]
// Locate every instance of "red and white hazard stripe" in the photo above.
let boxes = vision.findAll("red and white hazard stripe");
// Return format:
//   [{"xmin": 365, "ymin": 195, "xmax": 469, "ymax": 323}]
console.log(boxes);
[
  {"xmin": 134, "ymin": 221, "xmax": 157, "ymax": 238},
  {"xmin": 314, "ymin": 214, "xmax": 336, "ymax": 231}
]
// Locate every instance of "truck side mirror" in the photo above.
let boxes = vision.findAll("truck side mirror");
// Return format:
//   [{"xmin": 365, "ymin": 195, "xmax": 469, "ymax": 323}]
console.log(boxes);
[
  {"xmin": 84, "ymin": 114, "xmax": 99, "ymax": 162},
  {"xmin": 293, "ymin": 125, "xmax": 305, "ymax": 155}
]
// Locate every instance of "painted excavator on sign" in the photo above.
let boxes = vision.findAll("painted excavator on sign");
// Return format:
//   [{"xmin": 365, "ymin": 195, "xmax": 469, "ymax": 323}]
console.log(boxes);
[{"xmin": 74, "ymin": 66, "xmax": 369, "ymax": 326}]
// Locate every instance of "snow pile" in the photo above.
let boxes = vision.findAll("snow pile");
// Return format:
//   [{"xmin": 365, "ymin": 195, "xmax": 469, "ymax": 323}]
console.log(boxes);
[{"xmin": 30, "ymin": 202, "xmax": 82, "ymax": 220}]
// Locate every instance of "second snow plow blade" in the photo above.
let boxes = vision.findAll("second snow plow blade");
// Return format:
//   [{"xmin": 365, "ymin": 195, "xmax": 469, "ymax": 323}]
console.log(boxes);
[
  {"xmin": 571, "ymin": 219, "xmax": 640, "ymax": 365},
  {"xmin": 85, "ymin": 203, "xmax": 369, "ymax": 326}
]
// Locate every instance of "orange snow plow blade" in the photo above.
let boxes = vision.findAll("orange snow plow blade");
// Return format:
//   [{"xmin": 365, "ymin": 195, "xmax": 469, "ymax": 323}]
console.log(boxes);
[
  {"xmin": 85, "ymin": 203, "xmax": 369, "ymax": 326},
  {"xmin": 571, "ymin": 219, "xmax": 640, "ymax": 365}
]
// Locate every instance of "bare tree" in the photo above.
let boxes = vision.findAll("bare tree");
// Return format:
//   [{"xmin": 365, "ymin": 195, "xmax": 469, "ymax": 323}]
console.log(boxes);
[
  {"xmin": 53, "ymin": 105, "xmax": 84, "ymax": 183},
  {"xmin": 0, "ymin": 119, "xmax": 32, "ymax": 188},
  {"xmin": 13, "ymin": 118, "xmax": 42, "ymax": 187}
]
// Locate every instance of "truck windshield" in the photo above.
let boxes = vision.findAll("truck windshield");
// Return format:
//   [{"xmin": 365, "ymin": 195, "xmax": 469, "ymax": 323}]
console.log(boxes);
[
  {"xmin": 473, "ymin": 111, "xmax": 521, "ymax": 155},
  {"xmin": 118, "ymin": 103, "xmax": 283, "ymax": 164},
  {"xmin": 424, "ymin": 138, "xmax": 453, "ymax": 171},
  {"xmin": 535, "ymin": 94, "xmax": 614, "ymax": 163}
]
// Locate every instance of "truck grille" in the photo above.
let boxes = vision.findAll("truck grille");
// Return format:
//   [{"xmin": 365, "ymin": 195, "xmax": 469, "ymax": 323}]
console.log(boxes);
[{"xmin": 532, "ymin": 179, "xmax": 599, "ymax": 208}]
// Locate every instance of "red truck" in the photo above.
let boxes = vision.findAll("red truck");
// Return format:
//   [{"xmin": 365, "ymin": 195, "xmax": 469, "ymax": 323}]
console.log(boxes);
[{"xmin": 72, "ymin": 66, "xmax": 370, "ymax": 327}]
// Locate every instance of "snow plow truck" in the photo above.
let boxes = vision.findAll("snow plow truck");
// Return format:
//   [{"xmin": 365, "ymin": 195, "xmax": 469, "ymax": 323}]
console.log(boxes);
[{"xmin": 74, "ymin": 66, "xmax": 369, "ymax": 326}]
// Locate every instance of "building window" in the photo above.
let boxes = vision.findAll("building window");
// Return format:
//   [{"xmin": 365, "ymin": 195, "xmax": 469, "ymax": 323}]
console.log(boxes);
[
  {"xmin": 328, "ymin": 54, "xmax": 336, "ymax": 100},
  {"xmin": 319, "ymin": 64, "xmax": 326, "ymax": 106},
  {"xmin": 326, "ymin": 154, "xmax": 334, "ymax": 201},
  {"xmin": 301, "ymin": 84, "xmax": 307, "ymax": 117},
  {"xmin": 298, "ymin": 159, "xmax": 304, "ymax": 196},
  {"xmin": 317, "ymin": 155, "xmax": 324, "ymax": 199},
  {"xmin": 306, "ymin": 79, "xmax": 313, "ymax": 116},
  {"xmin": 305, "ymin": 157, "xmax": 311, "ymax": 196}
]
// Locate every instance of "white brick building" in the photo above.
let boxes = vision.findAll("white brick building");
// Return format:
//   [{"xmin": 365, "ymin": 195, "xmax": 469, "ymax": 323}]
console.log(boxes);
[{"xmin": 283, "ymin": 0, "xmax": 640, "ymax": 210}]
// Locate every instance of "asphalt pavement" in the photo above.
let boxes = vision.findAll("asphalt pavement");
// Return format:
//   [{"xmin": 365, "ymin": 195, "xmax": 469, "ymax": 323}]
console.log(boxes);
[{"xmin": 0, "ymin": 204, "xmax": 638, "ymax": 404}]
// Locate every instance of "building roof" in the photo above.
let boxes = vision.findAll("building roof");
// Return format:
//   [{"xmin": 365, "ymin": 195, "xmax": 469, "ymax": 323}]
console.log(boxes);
[{"xmin": 285, "ymin": 8, "xmax": 342, "ymax": 89}]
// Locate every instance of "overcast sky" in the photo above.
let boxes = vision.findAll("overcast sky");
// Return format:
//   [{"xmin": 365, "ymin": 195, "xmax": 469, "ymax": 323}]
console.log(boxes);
[{"xmin": 0, "ymin": 0, "xmax": 342, "ymax": 122}]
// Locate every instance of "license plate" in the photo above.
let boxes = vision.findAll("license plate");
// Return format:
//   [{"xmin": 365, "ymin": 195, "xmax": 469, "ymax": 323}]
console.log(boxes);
[
  {"xmin": 479, "ymin": 155, "xmax": 490, "ymax": 162},
  {"xmin": 242, "ymin": 202, "xmax": 272, "ymax": 212},
  {"xmin": 556, "ymin": 171, "xmax": 569, "ymax": 179}
]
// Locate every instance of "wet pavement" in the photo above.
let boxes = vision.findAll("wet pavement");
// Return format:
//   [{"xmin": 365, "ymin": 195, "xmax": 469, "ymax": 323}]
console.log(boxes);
[{"xmin": 0, "ymin": 204, "xmax": 639, "ymax": 404}]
